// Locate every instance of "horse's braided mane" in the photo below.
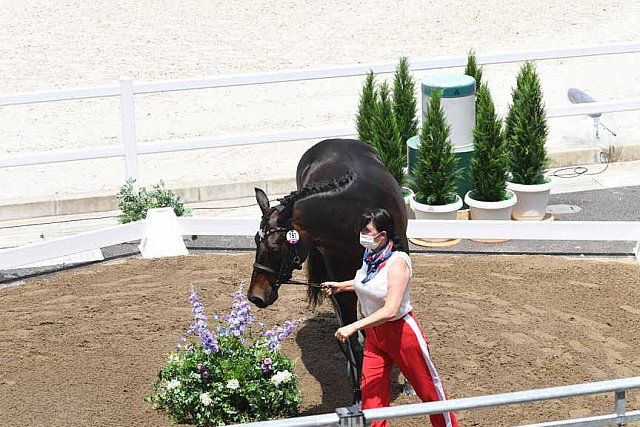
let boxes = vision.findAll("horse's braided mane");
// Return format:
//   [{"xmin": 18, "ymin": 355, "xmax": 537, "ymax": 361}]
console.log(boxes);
[{"xmin": 277, "ymin": 171, "xmax": 355, "ymax": 208}]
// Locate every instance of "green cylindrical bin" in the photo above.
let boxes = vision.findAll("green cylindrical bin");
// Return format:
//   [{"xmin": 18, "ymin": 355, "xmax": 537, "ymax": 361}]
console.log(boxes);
[{"xmin": 406, "ymin": 135, "xmax": 474, "ymax": 204}]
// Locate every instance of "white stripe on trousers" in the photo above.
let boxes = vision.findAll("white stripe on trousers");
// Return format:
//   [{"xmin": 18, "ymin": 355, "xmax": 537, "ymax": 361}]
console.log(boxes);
[{"xmin": 402, "ymin": 313, "xmax": 453, "ymax": 427}]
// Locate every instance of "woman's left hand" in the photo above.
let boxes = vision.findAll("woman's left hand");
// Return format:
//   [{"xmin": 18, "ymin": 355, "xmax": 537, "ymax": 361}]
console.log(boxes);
[{"xmin": 335, "ymin": 325, "xmax": 357, "ymax": 343}]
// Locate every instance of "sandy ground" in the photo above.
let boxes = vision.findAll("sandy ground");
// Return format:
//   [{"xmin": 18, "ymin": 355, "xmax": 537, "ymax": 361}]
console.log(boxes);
[
  {"xmin": 1, "ymin": 253, "xmax": 640, "ymax": 426},
  {"xmin": 1, "ymin": 1, "xmax": 639, "ymax": 201}
]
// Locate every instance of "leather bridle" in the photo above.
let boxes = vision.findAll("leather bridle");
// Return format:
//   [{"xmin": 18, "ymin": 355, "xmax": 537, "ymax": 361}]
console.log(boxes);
[{"xmin": 252, "ymin": 208, "xmax": 304, "ymax": 287}]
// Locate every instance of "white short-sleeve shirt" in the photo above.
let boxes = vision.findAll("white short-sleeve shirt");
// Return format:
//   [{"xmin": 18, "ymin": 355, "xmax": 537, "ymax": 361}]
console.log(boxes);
[{"xmin": 353, "ymin": 251, "xmax": 413, "ymax": 320}]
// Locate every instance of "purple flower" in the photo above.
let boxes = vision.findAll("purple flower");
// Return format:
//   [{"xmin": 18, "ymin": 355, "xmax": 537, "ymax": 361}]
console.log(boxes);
[
  {"xmin": 261, "ymin": 357, "xmax": 273, "ymax": 373},
  {"xmin": 198, "ymin": 364, "xmax": 210, "ymax": 380},
  {"xmin": 187, "ymin": 287, "xmax": 220, "ymax": 354},
  {"xmin": 263, "ymin": 319, "xmax": 303, "ymax": 352}
]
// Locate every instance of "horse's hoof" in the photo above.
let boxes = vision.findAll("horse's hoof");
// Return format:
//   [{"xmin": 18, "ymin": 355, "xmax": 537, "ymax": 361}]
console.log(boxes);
[{"xmin": 402, "ymin": 382, "xmax": 417, "ymax": 396}]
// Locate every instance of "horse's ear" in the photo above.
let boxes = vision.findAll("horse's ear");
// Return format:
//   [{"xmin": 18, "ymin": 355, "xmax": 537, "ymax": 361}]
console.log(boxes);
[{"xmin": 255, "ymin": 188, "xmax": 271, "ymax": 215}]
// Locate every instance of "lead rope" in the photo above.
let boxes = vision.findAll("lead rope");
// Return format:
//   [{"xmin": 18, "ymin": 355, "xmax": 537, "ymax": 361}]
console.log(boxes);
[{"xmin": 281, "ymin": 279, "xmax": 362, "ymax": 404}]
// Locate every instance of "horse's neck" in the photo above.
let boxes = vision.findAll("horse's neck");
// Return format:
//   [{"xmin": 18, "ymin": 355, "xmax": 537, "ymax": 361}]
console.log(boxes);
[{"xmin": 293, "ymin": 197, "xmax": 354, "ymax": 250}]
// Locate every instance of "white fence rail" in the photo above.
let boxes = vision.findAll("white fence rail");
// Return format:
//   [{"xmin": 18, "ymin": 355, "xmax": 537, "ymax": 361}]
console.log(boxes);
[
  {"xmin": 227, "ymin": 376, "xmax": 640, "ymax": 427},
  {"xmin": 2, "ymin": 214, "xmax": 639, "ymax": 271},
  {"xmin": 1, "ymin": 42, "xmax": 639, "ymax": 182}
]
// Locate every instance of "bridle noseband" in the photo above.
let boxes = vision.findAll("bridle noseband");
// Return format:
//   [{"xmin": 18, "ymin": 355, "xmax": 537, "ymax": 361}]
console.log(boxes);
[{"xmin": 252, "ymin": 210, "xmax": 304, "ymax": 287}]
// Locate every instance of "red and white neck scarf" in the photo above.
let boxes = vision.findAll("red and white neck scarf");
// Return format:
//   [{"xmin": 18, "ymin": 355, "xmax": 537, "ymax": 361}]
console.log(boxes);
[{"xmin": 362, "ymin": 240, "xmax": 394, "ymax": 284}]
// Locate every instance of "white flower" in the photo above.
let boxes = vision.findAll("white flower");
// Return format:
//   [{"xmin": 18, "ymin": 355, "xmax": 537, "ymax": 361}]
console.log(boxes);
[
  {"xmin": 270, "ymin": 370, "xmax": 293, "ymax": 387},
  {"xmin": 167, "ymin": 352, "xmax": 179, "ymax": 363},
  {"xmin": 226, "ymin": 379, "xmax": 240, "ymax": 390},
  {"xmin": 200, "ymin": 392, "xmax": 213, "ymax": 406},
  {"xmin": 166, "ymin": 379, "xmax": 181, "ymax": 390}
]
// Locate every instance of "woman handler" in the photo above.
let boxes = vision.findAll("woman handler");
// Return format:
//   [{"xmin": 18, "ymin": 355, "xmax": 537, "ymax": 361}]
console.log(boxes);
[{"xmin": 322, "ymin": 208, "xmax": 458, "ymax": 427}]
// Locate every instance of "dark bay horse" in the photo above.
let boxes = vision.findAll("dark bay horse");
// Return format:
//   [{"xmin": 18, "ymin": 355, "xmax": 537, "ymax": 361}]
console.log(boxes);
[{"xmin": 249, "ymin": 138, "xmax": 408, "ymax": 393}]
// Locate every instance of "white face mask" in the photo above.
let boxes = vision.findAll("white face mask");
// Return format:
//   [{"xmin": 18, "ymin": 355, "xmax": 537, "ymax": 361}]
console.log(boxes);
[{"xmin": 359, "ymin": 232, "xmax": 380, "ymax": 249}]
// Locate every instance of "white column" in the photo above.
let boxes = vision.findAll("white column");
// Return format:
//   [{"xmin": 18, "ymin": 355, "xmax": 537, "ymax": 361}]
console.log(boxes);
[{"xmin": 119, "ymin": 77, "xmax": 139, "ymax": 190}]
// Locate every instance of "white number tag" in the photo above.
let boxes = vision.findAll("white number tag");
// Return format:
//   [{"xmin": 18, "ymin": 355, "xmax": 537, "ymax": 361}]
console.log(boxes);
[{"xmin": 286, "ymin": 230, "xmax": 300, "ymax": 244}]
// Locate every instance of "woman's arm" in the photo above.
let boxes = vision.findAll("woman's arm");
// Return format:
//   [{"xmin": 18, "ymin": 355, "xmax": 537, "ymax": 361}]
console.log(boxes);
[
  {"xmin": 334, "ymin": 258, "xmax": 410, "ymax": 342},
  {"xmin": 321, "ymin": 279, "xmax": 355, "ymax": 295}
]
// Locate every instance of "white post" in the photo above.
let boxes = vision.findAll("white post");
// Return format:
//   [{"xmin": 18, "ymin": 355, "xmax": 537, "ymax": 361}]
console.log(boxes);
[
  {"xmin": 138, "ymin": 208, "xmax": 188, "ymax": 258},
  {"xmin": 119, "ymin": 77, "xmax": 139, "ymax": 190},
  {"xmin": 634, "ymin": 241, "xmax": 639, "ymax": 262}
]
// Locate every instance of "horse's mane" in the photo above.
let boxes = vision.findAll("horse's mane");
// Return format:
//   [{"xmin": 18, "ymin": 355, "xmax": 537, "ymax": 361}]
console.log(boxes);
[{"xmin": 277, "ymin": 171, "xmax": 355, "ymax": 209}]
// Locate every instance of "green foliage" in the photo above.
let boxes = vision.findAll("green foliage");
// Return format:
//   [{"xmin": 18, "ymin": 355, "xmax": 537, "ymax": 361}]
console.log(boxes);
[
  {"xmin": 392, "ymin": 56, "xmax": 419, "ymax": 149},
  {"xmin": 355, "ymin": 57, "xmax": 418, "ymax": 187},
  {"xmin": 355, "ymin": 71, "xmax": 378, "ymax": 145},
  {"xmin": 469, "ymin": 84, "xmax": 510, "ymax": 202},
  {"xmin": 146, "ymin": 288, "xmax": 302, "ymax": 426},
  {"xmin": 370, "ymin": 82, "xmax": 406, "ymax": 186},
  {"xmin": 409, "ymin": 89, "xmax": 461, "ymax": 205},
  {"xmin": 505, "ymin": 61, "xmax": 550, "ymax": 185},
  {"xmin": 117, "ymin": 178, "xmax": 191, "ymax": 224},
  {"xmin": 464, "ymin": 49, "xmax": 483, "ymax": 90},
  {"xmin": 465, "ymin": 49, "xmax": 484, "ymax": 116}
]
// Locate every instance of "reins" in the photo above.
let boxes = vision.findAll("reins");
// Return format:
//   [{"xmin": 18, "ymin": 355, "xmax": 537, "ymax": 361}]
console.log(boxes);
[{"xmin": 279, "ymin": 279, "xmax": 362, "ymax": 404}]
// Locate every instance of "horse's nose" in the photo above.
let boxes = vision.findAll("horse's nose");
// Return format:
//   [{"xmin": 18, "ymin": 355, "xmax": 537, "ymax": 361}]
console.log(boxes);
[{"xmin": 248, "ymin": 295, "xmax": 267, "ymax": 308}]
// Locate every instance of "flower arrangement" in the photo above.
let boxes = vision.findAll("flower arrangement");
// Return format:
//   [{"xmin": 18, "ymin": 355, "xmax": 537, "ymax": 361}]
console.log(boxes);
[{"xmin": 146, "ymin": 286, "xmax": 303, "ymax": 426}]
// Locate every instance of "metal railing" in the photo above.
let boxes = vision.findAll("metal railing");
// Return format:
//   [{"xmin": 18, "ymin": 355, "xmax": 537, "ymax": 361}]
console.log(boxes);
[
  {"xmin": 226, "ymin": 376, "xmax": 640, "ymax": 427},
  {"xmin": 1, "ymin": 42, "xmax": 639, "ymax": 184}
]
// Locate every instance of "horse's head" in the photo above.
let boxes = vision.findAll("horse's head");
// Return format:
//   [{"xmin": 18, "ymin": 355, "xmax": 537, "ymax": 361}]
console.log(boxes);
[{"xmin": 249, "ymin": 188, "xmax": 308, "ymax": 308}]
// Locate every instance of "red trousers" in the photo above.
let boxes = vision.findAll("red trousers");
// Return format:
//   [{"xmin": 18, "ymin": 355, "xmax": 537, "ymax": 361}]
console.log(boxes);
[{"xmin": 361, "ymin": 312, "xmax": 458, "ymax": 427}]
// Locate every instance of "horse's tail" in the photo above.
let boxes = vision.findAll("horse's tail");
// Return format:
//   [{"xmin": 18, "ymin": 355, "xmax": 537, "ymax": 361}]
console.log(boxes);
[{"xmin": 306, "ymin": 246, "xmax": 328, "ymax": 309}]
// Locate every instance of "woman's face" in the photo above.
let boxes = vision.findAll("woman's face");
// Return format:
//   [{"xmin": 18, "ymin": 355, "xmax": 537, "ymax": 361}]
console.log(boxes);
[{"xmin": 361, "ymin": 221, "xmax": 387, "ymax": 251}]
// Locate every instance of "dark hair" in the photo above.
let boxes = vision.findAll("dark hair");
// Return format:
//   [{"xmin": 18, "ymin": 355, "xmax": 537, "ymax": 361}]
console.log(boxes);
[{"xmin": 360, "ymin": 208, "xmax": 406, "ymax": 251}]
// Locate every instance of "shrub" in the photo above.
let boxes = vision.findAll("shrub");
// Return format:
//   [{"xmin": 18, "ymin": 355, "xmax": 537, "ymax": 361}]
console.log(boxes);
[
  {"xmin": 355, "ymin": 71, "xmax": 378, "ymax": 146},
  {"xmin": 469, "ymin": 84, "xmax": 510, "ymax": 201},
  {"xmin": 146, "ymin": 286, "xmax": 303, "ymax": 426},
  {"xmin": 370, "ymin": 82, "xmax": 405, "ymax": 186},
  {"xmin": 355, "ymin": 57, "xmax": 418, "ymax": 188},
  {"xmin": 504, "ymin": 61, "xmax": 550, "ymax": 185},
  {"xmin": 410, "ymin": 89, "xmax": 461, "ymax": 205},
  {"xmin": 464, "ymin": 49, "xmax": 483, "ymax": 94},
  {"xmin": 392, "ymin": 56, "xmax": 419, "ymax": 150},
  {"xmin": 117, "ymin": 178, "xmax": 191, "ymax": 224}
]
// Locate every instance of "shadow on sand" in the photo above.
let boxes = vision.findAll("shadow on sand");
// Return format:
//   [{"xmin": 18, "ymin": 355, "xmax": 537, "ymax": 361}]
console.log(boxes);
[{"xmin": 295, "ymin": 311, "xmax": 404, "ymax": 416}]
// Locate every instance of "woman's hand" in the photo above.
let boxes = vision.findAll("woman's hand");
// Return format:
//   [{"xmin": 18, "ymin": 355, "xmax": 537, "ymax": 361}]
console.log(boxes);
[
  {"xmin": 335, "ymin": 324, "xmax": 357, "ymax": 343},
  {"xmin": 321, "ymin": 281, "xmax": 341, "ymax": 296}
]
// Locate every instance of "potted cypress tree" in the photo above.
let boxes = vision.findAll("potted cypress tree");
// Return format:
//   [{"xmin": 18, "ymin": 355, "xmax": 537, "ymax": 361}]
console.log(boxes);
[
  {"xmin": 355, "ymin": 71, "xmax": 378, "ymax": 146},
  {"xmin": 392, "ymin": 57, "xmax": 419, "ymax": 216},
  {"xmin": 356, "ymin": 57, "xmax": 419, "ymax": 217},
  {"xmin": 505, "ymin": 61, "xmax": 552, "ymax": 220},
  {"xmin": 409, "ymin": 89, "xmax": 463, "ymax": 220},
  {"xmin": 369, "ymin": 82, "xmax": 405, "ymax": 188},
  {"xmin": 464, "ymin": 84, "xmax": 517, "ymax": 220}
]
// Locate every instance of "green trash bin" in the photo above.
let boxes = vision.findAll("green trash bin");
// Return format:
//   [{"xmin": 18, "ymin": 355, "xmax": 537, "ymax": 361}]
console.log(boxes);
[{"xmin": 406, "ymin": 135, "xmax": 473, "ymax": 204}]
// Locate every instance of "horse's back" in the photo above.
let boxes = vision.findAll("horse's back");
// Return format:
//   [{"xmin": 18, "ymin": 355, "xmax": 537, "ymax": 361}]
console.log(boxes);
[
  {"xmin": 296, "ymin": 138, "xmax": 408, "ymax": 247},
  {"xmin": 297, "ymin": 138, "xmax": 383, "ymax": 186}
]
